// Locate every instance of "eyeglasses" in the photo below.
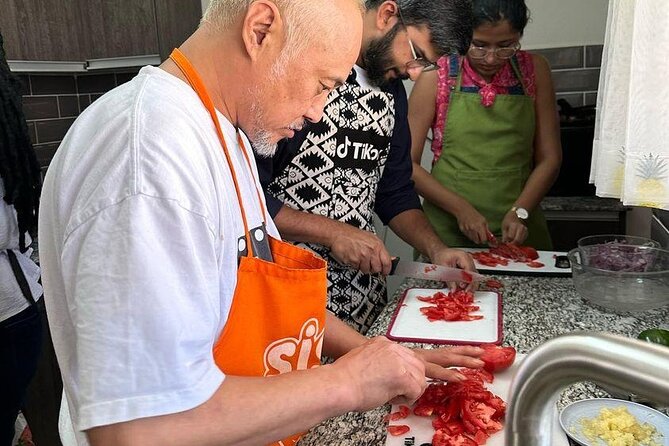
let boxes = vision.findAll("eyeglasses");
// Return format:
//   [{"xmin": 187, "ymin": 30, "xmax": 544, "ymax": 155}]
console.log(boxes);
[
  {"xmin": 396, "ymin": 6, "xmax": 438, "ymax": 72},
  {"xmin": 468, "ymin": 43, "xmax": 521, "ymax": 60},
  {"xmin": 406, "ymin": 38, "xmax": 438, "ymax": 72}
]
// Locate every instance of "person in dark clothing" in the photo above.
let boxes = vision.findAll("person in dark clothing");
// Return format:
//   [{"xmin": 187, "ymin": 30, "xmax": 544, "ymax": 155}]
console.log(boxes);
[
  {"xmin": 0, "ymin": 32, "xmax": 45, "ymax": 446},
  {"xmin": 257, "ymin": 0, "xmax": 477, "ymax": 333}
]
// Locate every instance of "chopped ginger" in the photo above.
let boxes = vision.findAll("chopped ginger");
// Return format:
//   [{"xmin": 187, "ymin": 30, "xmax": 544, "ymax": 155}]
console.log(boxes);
[{"xmin": 578, "ymin": 406, "xmax": 661, "ymax": 446}]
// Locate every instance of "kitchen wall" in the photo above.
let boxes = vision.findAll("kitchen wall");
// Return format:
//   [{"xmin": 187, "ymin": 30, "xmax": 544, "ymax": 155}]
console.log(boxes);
[
  {"xmin": 201, "ymin": 0, "xmax": 611, "ymax": 27},
  {"xmin": 526, "ymin": 0, "xmax": 608, "ymax": 107},
  {"xmin": 523, "ymin": 0, "xmax": 608, "ymax": 49},
  {"xmin": 535, "ymin": 45, "xmax": 602, "ymax": 107},
  {"xmin": 25, "ymin": 0, "xmax": 607, "ymax": 176}
]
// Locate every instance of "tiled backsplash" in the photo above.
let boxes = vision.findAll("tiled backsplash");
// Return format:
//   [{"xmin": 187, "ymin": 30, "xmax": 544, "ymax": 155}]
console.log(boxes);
[
  {"xmin": 17, "ymin": 70, "xmax": 138, "ymax": 177},
  {"xmin": 19, "ymin": 45, "xmax": 604, "ymax": 173},
  {"xmin": 534, "ymin": 44, "xmax": 603, "ymax": 108}
]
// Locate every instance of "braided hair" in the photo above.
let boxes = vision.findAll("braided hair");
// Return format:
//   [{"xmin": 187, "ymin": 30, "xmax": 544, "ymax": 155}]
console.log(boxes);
[{"xmin": 0, "ymin": 32, "xmax": 42, "ymax": 251}]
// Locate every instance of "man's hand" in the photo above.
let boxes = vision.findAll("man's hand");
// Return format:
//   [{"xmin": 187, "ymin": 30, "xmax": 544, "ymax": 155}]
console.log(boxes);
[
  {"xmin": 501, "ymin": 211, "xmax": 528, "ymax": 245},
  {"xmin": 430, "ymin": 247, "xmax": 477, "ymax": 290},
  {"xmin": 415, "ymin": 346, "xmax": 484, "ymax": 382},
  {"xmin": 430, "ymin": 247, "xmax": 476, "ymax": 272},
  {"xmin": 456, "ymin": 204, "xmax": 489, "ymax": 245},
  {"xmin": 273, "ymin": 207, "xmax": 392, "ymax": 274},
  {"xmin": 328, "ymin": 223, "xmax": 393, "ymax": 274},
  {"xmin": 331, "ymin": 337, "xmax": 427, "ymax": 410}
]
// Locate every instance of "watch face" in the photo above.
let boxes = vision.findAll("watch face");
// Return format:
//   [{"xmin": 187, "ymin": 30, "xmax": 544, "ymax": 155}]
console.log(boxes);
[{"xmin": 516, "ymin": 207, "xmax": 529, "ymax": 220}]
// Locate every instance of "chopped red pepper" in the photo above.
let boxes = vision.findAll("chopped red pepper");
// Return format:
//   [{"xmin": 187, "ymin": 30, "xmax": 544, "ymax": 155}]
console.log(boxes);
[
  {"xmin": 411, "ymin": 366, "xmax": 509, "ymax": 445},
  {"xmin": 386, "ymin": 405, "xmax": 410, "ymax": 421},
  {"xmin": 386, "ymin": 425, "xmax": 411, "ymax": 436},
  {"xmin": 416, "ymin": 290, "xmax": 483, "ymax": 323},
  {"xmin": 473, "ymin": 243, "xmax": 544, "ymax": 269}
]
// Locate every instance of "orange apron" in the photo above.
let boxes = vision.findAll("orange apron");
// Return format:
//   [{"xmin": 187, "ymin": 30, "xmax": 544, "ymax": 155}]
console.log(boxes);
[{"xmin": 170, "ymin": 49, "xmax": 327, "ymax": 446}]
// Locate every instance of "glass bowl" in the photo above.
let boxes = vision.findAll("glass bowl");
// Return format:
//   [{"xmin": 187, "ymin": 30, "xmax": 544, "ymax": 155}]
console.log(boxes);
[
  {"xmin": 568, "ymin": 245, "xmax": 669, "ymax": 313},
  {"xmin": 577, "ymin": 234, "xmax": 660, "ymax": 248}
]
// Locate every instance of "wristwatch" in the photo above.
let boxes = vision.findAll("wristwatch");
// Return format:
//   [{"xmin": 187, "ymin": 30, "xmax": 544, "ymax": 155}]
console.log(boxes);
[{"xmin": 511, "ymin": 206, "xmax": 529, "ymax": 220}]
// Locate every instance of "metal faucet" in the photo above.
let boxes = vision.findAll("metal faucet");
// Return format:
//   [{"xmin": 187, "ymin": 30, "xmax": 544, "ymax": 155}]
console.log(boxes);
[{"xmin": 505, "ymin": 332, "xmax": 669, "ymax": 445}]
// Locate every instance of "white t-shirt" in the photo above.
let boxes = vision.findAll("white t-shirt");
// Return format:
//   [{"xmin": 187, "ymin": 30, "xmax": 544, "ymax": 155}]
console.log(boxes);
[
  {"xmin": 0, "ymin": 180, "xmax": 42, "ymax": 322},
  {"xmin": 38, "ymin": 65, "xmax": 277, "ymax": 444}
]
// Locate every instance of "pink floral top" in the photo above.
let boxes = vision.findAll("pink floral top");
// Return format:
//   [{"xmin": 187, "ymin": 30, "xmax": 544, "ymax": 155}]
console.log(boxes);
[{"xmin": 431, "ymin": 51, "xmax": 536, "ymax": 162}]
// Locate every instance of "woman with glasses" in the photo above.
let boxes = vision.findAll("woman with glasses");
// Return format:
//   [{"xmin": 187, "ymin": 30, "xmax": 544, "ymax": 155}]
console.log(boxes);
[{"xmin": 408, "ymin": 0, "xmax": 561, "ymax": 249}]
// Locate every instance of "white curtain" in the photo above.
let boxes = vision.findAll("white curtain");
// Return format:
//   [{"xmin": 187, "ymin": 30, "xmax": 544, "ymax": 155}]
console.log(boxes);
[{"xmin": 590, "ymin": 0, "xmax": 669, "ymax": 210}]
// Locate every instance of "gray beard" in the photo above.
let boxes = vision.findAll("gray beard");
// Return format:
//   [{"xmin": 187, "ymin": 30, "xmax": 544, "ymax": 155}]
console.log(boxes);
[
  {"xmin": 248, "ymin": 89, "xmax": 278, "ymax": 158},
  {"xmin": 251, "ymin": 129, "xmax": 278, "ymax": 158}
]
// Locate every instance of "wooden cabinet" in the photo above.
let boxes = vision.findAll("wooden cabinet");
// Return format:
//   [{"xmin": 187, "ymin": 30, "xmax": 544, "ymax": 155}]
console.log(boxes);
[
  {"xmin": 1, "ymin": 0, "xmax": 201, "ymax": 63},
  {"xmin": 80, "ymin": 0, "xmax": 159, "ymax": 60},
  {"xmin": 2, "ymin": 0, "xmax": 87, "ymax": 61}
]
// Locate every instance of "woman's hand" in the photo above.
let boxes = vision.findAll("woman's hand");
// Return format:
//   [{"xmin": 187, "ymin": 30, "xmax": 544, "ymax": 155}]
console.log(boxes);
[
  {"xmin": 456, "ymin": 204, "xmax": 489, "ymax": 245},
  {"xmin": 501, "ymin": 211, "xmax": 528, "ymax": 244}
]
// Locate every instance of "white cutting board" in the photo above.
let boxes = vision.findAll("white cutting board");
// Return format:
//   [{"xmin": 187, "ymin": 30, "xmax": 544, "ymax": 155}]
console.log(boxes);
[
  {"xmin": 386, "ymin": 288, "xmax": 502, "ymax": 345},
  {"xmin": 460, "ymin": 248, "xmax": 572, "ymax": 276},
  {"xmin": 385, "ymin": 354, "xmax": 569, "ymax": 446}
]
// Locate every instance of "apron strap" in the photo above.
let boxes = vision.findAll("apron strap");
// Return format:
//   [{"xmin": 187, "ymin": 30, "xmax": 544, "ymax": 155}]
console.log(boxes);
[
  {"xmin": 169, "ymin": 48, "xmax": 269, "ymax": 258},
  {"xmin": 233, "ymin": 130, "xmax": 269, "ymax": 222},
  {"xmin": 448, "ymin": 54, "xmax": 460, "ymax": 80},
  {"xmin": 6, "ymin": 249, "xmax": 36, "ymax": 306},
  {"xmin": 508, "ymin": 55, "xmax": 529, "ymax": 96},
  {"xmin": 451, "ymin": 55, "xmax": 465, "ymax": 91}
]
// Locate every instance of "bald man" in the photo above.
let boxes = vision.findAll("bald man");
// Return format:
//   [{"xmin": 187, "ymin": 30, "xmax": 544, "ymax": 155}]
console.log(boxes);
[{"xmin": 39, "ymin": 1, "xmax": 482, "ymax": 446}]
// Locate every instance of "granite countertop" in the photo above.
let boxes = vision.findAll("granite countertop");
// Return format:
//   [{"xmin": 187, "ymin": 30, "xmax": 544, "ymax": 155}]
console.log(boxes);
[
  {"xmin": 541, "ymin": 196, "xmax": 631, "ymax": 213},
  {"xmin": 298, "ymin": 275, "xmax": 669, "ymax": 446}
]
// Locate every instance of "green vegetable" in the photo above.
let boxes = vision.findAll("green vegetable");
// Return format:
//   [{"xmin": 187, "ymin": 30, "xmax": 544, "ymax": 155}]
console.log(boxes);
[{"xmin": 637, "ymin": 328, "xmax": 669, "ymax": 347}]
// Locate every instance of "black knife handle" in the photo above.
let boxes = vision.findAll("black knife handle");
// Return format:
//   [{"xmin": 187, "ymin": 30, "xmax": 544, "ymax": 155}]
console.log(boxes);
[{"xmin": 390, "ymin": 257, "xmax": 400, "ymax": 275}]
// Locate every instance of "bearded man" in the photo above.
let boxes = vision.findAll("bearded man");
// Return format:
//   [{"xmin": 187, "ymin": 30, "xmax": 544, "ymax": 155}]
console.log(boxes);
[{"xmin": 258, "ymin": 0, "xmax": 476, "ymax": 333}]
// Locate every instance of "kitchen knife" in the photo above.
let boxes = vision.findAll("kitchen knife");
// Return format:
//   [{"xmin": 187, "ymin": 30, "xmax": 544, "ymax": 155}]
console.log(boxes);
[
  {"xmin": 390, "ymin": 257, "xmax": 485, "ymax": 283},
  {"xmin": 486, "ymin": 229, "xmax": 500, "ymax": 248}
]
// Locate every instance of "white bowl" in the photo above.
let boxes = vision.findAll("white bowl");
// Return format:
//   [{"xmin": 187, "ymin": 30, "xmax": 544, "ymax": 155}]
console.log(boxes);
[{"xmin": 559, "ymin": 398, "xmax": 669, "ymax": 446}]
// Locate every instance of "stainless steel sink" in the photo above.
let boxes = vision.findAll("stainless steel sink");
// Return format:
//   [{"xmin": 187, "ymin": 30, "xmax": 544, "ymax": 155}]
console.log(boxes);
[{"xmin": 505, "ymin": 332, "xmax": 669, "ymax": 445}]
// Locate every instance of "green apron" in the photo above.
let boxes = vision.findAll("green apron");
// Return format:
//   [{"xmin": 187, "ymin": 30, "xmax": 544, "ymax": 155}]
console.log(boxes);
[{"xmin": 423, "ymin": 56, "xmax": 552, "ymax": 249}]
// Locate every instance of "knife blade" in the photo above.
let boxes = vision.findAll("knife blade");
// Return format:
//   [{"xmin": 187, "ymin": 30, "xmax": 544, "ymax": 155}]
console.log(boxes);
[
  {"xmin": 486, "ymin": 229, "xmax": 500, "ymax": 248},
  {"xmin": 389, "ymin": 257, "xmax": 485, "ymax": 283}
]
